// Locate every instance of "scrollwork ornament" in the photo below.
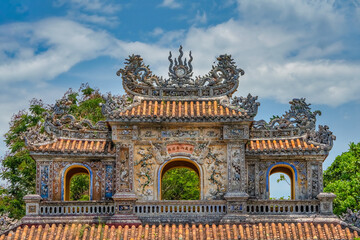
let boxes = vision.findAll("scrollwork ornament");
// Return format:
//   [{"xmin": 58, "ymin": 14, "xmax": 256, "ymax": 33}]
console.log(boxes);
[
  {"xmin": 101, "ymin": 93, "xmax": 134, "ymax": 118},
  {"xmin": 230, "ymin": 94, "xmax": 260, "ymax": 116},
  {"xmin": 306, "ymin": 125, "xmax": 336, "ymax": 149},
  {"xmin": 253, "ymin": 98, "xmax": 321, "ymax": 131}
]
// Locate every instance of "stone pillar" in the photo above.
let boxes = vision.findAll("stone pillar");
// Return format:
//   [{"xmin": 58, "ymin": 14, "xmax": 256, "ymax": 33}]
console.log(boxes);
[
  {"xmin": 317, "ymin": 192, "xmax": 336, "ymax": 215},
  {"xmin": 221, "ymin": 192, "xmax": 249, "ymax": 223},
  {"xmin": 23, "ymin": 194, "xmax": 42, "ymax": 216},
  {"xmin": 110, "ymin": 142, "xmax": 141, "ymax": 225},
  {"xmin": 226, "ymin": 143, "xmax": 247, "ymax": 193},
  {"xmin": 223, "ymin": 143, "xmax": 249, "ymax": 216},
  {"xmin": 222, "ymin": 139, "xmax": 250, "ymax": 223}
]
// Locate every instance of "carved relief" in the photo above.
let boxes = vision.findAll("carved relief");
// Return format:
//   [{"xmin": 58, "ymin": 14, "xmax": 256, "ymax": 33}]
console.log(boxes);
[
  {"xmin": 113, "ymin": 126, "xmax": 136, "ymax": 141},
  {"xmin": 311, "ymin": 164, "xmax": 319, "ymax": 199},
  {"xmin": 228, "ymin": 145, "xmax": 245, "ymax": 192},
  {"xmin": 294, "ymin": 161, "xmax": 307, "ymax": 198},
  {"xmin": 53, "ymin": 162, "xmax": 68, "ymax": 197},
  {"xmin": 247, "ymin": 164, "xmax": 255, "ymax": 197},
  {"xmin": 88, "ymin": 161, "xmax": 103, "ymax": 199},
  {"xmin": 223, "ymin": 125, "xmax": 248, "ymax": 140},
  {"xmin": 105, "ymin": 165, "xmax": 114, "ymax": 198},
  {"xmin": 142, "ymin": 130, "xmax": 157, "ymax": 139},
  {"xmin": 40, "ymin": 165, "xmax": 50, "ymax": 199},
  {"xmin": 204, "ymin": 146, "xmax": 226, "ymax": 199},
  {"xmin": 37, "ymin": 162, "xmax": 53, "ymax": 200},
  {"xmin": 116, "ymin": 144, "xmax": 133, "ymax": 193},
  {"xmin": 204, "ymin": 129, "xmax": 221, "ymax": 139},
  {"xmin": 134, "ymin": 147, "xmax": 154, "ymax": 199},
  {"xmin": 161, "ymin": 130, "xmax": 199, "ymax": 138}
]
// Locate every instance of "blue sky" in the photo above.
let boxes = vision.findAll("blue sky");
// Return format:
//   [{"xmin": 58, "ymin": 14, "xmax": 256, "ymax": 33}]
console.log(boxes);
[{"xmin": 0, "ymin": 0, "xmax": 360, "ymax": 196}]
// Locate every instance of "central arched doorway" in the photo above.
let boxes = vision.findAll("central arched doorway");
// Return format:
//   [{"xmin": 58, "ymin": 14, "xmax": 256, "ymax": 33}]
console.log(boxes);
[{"xmin": 158, "ymin": 158, "xmax": 202, "ymax": 200}]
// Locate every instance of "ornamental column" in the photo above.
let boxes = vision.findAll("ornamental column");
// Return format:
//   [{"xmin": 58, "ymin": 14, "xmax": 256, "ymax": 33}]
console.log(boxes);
[
  {"xmin": 109, "ymin": 125, "xmax": 141, "ymax": 224},
  {"xmin": 221, "ymin": 124, "xmax": 250, "ymax": 223},
  {"xmin": 112, "ymin": 142, "xmax": 137, "ymax": 201}
]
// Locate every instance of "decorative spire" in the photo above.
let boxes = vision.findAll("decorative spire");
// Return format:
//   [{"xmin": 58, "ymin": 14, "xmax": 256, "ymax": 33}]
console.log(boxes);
[{"xmin": 168, "ymin": 46, "xmax": 193, "ymax": 87}]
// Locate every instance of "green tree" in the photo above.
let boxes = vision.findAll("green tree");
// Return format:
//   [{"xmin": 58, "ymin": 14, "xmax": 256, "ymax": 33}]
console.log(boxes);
[
  {"xmin": 161, "ymin": 168, "xmax": 200, "ymax": 200},
  {"xmin": 324, "ymin": 142, "xmax": 360, "ymax": 215},
  {"xmin": 70, "ymin": 174, "xmax": 90, "ymax": 201},
  {"xmin": 0, "ymin": 84, "xmax": 105, "ymax": 219}
]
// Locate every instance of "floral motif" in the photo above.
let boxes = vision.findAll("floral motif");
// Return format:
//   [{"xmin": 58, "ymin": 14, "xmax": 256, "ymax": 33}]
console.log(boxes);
[
  {"xmin": 40, "ymin": 165, "xmax": 49, "ymax": 199},
  {"xmin": 105, "ymin": 165, "xmax": 114, "ymax": 198},
  {"xmin": 135, "ymin": 147, "xmax": 154, "ymax": 199},
  {"xmin": 205, "ymin": 147, "xmax": 226, "ymax": 199}
]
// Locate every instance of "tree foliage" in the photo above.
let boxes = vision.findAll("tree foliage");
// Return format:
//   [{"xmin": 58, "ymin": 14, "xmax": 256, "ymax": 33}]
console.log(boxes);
[
  {"xmin": 324, "ymin": 142, "xmax": 360, "ymax": 215},
  {"xmin": 161, "ymin": 168, "xmax": 200, "ymax": 200},
  {"xmin": 70, "ymin": 174, "xmax": 90, "ymax": 201},
  {"xmin": 0, "ymin": 84, "xmax": 105, "ymax": 219}
]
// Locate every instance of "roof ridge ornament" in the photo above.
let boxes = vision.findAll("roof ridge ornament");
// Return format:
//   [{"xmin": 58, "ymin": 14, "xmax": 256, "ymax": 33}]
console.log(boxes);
[
  {"xmin": 168, "ymin": 45, "xmax": 193, "ymax": 87},
  {"xmin": 117, "ymin": 46, "xmax": 244, "ymax": 98},
  {"xmin": 251, "ymin": 98, "xmax": 336, "ymax": 149}
]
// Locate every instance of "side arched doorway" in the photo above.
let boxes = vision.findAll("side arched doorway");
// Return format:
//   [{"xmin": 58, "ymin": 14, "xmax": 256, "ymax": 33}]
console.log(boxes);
[
  {"xmin": 61, "ymin": 163, "xmax": 93, "ymax": 201},
  {"xmin": 266, "ymin": 162, "xmax": 297, "ymax": 200},
  {"xmin": 158, "ymin": 158, "xmax": 202, "ymax": 200}
]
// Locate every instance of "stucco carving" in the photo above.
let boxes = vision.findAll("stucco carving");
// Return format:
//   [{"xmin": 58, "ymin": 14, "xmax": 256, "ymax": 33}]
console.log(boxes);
[
  {"xmin": 134, "ymin": 147, "xmax": 155, "ymax": 199},
  {"xmin": 205, "ymin": 146, "xmax": 227, "ymax": 199},
  {"xmin": 116, "ymin": 143, "xmax": 134, "ymax": 193}
]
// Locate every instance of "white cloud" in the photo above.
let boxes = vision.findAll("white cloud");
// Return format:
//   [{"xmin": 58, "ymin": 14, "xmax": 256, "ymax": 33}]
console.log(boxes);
[
  {"xmin": 242, "ymin": 61, "xmax": 360, "ymax": 106},
  {"xmin": 0, "ymin": 18, "xmax": 118, "ymax": 84},
  {"xmin": 150, "ymin": 27, "xmax": 164, "ymax": 37},
  {"xmin": 172, "ymin": 1, "xmax": 360, "ymax": 106},
  {"xmin": 191, "ymin": 11, "xmax": 207, "ymax": 25},
  {"xmin": 54, "ymin": 0, "xmax": 121, "ymax": 14},
  {"xmin": 54, "ymin": 0, "xmax": 121, "ymax": 26},
  {"xmin": 159, "ymin": 0, "xmax": 181, "ymax": 9},
  {"xmin": 66, "ymin": 11, "xmax": 119, "ymax": 26}
]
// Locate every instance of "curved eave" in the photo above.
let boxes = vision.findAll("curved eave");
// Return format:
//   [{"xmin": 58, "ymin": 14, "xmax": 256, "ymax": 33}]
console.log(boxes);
[
  {"xmin": 246, "ymin": 137, "xmax": 332, "ymax": 156},
  {"xmin": 105, "ymin": 99, "xmax": 254, "ymax": 122},
  {"xmin": 27, "ymin": 138, "xmax": 116, "ymax": 156},
  {"xmin": 29, "ymin": 151, "xmax": 116, "ymax": 158}
]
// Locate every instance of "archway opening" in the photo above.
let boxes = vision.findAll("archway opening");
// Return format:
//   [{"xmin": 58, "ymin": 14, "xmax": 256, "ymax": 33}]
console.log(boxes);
[
  {"xmin": 64, "ymin": 166, "xmax": 90, "ymax": 201},
  {"xmin": 161, "ymin": 159, "xmax": 200, "ymax": 200},
  {"xmin": 269, "ymin": 165, "xmax": 295, "ymax": 200}
]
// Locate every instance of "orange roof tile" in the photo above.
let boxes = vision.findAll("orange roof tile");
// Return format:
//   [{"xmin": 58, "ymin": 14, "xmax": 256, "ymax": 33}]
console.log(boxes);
[
  {"xmin": 111, "ymin": 100, "xmax": 248, "ymax": 121},
  {"xmin": 29, "ymin": 139, "xmax": 115, "ymax": 155},
  {"xmin": 246, "ymin": 138, "xmax": 321, "ymax": 153},
  {"xmin": 1, "ymin": 223, "xmax": 358, "ymax": 240}
]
